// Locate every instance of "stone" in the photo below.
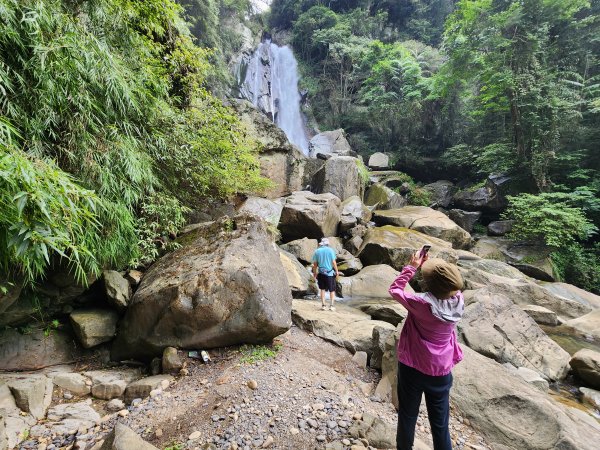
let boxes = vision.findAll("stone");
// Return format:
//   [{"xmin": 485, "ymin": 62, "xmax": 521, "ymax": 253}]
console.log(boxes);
[
  {"xmin": 357, "ymin": 301, "xmax": 408, "ymax": 327},
  {"xmin": 2, "ymin": 409, "xmax": 35, "ymax": 450},
  {"xmin": 540, "ymin": 282, "xmax": 600, "ymax": 310},
  {"xmin": 52, "ymin": 373, "xmax": 91, "ymax": 396},
  {"xmin": 0, "ymin": 374, "xmax": 52, "ymax": 420},
  {"xmin": 370, "ymin": 324, "xmax": 399, "ymax": 371},
  {"xmin": 105, "ymin": 399, "xmax": 125, "ymax": 412},
  {"xmin": 308, "ymin": 129, "xmax": 353, "ymax": 158},
  {"xmin": 458, "ymin": 263, "xmax": 591, "ymax": 320},
  {"xmin": 336, "ymin": 250, "xmax": 363, "ymax": 276},
  {"xmin": 236, "ymin": 196, "xmax": 284, "ymax": 227},
  {"xmin": 487, "ymin": 220, "xmax": 514, "ymax": 236},
  {"xmin": 458, "ymin": 287, "xmax": 570, "ymax": 381},
  {"xmin": 0, "ymin": 328, "xmax": 80, "ymax": 371},
  {"xmin": 348, "ymin": 415, "xmax": 395, "ymax": 449},
  {"xmin": 580, "ymin": 387, "xmax": 600, "ymax": 409},
  {"xmin": 124, "ymin": 375, "xmax": 174, "ymax": 404},
  {"xmin": 364, "ymin": 183, "xmax": 406, "ymax": 210},
  {"xmin": 70, "ymin": 309, "xmax": 119, "ymax": 348},
  {"xmin": 373, "ymin": 207, "xmax": 471, "ymax": 249},
  {"xmin": 520, "ymin": 305, "xmax": 558, "ymax": 326},
  {"xmin": 351, "ymin": 351, "xmax": 368, "ymax": 369},
  {"xmin": 340, "ymin": 196, "xmax": 372, "ymax": 227},
  {"xmin": 280, "ymin": 238, "xmax": 318, "ymax": 265},
  {"xmin": 452, "ymin": 346, "xmax": 600, "ymax": 450},
  {"xmin": 514, "ymin": 367, "xmax": 550, "ymax": 391},
  {"xmin": 344, "ymin": 235, "xmax": 363, "ymax": 256},
  {"xmin": 368, "ymin": 153, "xmax": 389, "ymax": 169},
  {"xmin": 358, "ymin": 226, "xmax": 458, "ymax": 271},
  {"xmin": 564, "ymin": 309, "xmax": 600, "ymax": 341},
  {"xmin": 46, "ymin": 401, "xmax": 101, "ymax": 436},
  {"xmin": 83, "ymin": 369, "xmax": 140, "ymax": 400},
  {"xmin": 99, "ymin": 423, "xmax": 158, "ymax": 450},
  {"xmin": 189, "ymin": 431, "xmax": 201, "ymax": 440},
  {"xmin": 570, "ymin": 349, "xmax": 600, "ymax": 389},
  {"xmin": 452, "ymin": 175, "xmax": 510, "ymax": 214},
  {"xmin": 447, "ymin": 209, "xmax": 481, "ymax": 233},
  {"xmin": 262, "ymin": 435, "xmax": 274, "ymax": 448},
  {"xmin": 337, "ymin": 265, "xmax": 399, "ymax": 298},
  {"xmin": 102, "ymin": 270, "xmax": 131, "ymax": 312},
  {"xmin": 278, "ymin": 191, "xmax": 341, "ymax": 242},
  {"xmin": 112, "ymin": 215, "xmax": 292, "ymax": 360},
  {"xmin": 279, "ymin": 250, "xmax": 315, "ymax": 298},
  {"xmin": 125, "ymin": 270, "xmax": 143, "ymax": 287},
  {"xmin": 312, "ymin": 156, "xmax": 364, "ymax": 201},
  {"xmin": 291, "ymin": 300, "xmax": 395, "ymax": 355},
  {"xmin": 162, "ymin": 347, "xmax": 183, "ymax": 374},
  {"xmin": 247, "ymin": 380, "xmax": 258, "ymax": 390},
  {"xmin": 422, "ymin": 180, "xmax": 457, "ymax": 208}
]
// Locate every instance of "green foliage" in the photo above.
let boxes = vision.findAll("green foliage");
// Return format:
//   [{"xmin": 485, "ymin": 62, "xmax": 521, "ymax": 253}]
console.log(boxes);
[
  {"xmin": 238, "ymin": 343, "xmax": 282, "ymax": 364},
  {"xmin": 503, "ymin": 193, "xmax": 598, "ymax": 248},
  {"xmin": 552, "ymin": 243, "xmax": 600, "ymax": 295},
  {"xmin": 163, "ymin": 443, "xmax": 184, "ymax": 450},
  {"xmin": 442, "ymin": 143, "xmax": 517, "ymax": 179},
  {"xmin": 0, "ymin": 0, "xmax": 268, "ymax": 287},
  {"xmin": 355, "ymin": 159, "xmax": 370, "ymax": 186}
]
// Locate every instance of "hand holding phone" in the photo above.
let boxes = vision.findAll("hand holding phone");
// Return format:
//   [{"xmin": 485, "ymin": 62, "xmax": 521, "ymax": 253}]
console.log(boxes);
[{"xmin": 419, "ymin": 245, "xmax": 431, "ymax": 258}]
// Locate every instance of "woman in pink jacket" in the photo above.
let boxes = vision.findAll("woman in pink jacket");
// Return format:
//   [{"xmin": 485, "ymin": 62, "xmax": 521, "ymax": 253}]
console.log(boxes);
[{"xmin": 388, "ymin": 252, "xmax": 464, "ymax": 450}]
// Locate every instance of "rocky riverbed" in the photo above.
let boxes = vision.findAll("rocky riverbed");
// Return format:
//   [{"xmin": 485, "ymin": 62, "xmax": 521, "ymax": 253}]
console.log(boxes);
[{"xmin": 10, "ymin": 324, "xmax": 490, "ymax": 450}]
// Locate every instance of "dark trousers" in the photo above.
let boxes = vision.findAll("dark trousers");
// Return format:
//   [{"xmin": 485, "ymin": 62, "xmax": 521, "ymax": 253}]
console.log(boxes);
[{"xmin": 397, "ymin": 362, "xmax": 453, "ymax": 450}]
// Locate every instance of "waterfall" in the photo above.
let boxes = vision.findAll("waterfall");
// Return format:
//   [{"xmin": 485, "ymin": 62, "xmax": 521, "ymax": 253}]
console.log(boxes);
[{"xmin": 241, "ymin": 40, "xmax": 310, "ymax": 155}]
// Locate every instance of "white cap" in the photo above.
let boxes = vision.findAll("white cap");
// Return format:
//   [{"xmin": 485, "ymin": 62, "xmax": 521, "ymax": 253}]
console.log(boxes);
[{"xmin": 319, "ymin": 238, "xmax": 330, "ymax": 246}]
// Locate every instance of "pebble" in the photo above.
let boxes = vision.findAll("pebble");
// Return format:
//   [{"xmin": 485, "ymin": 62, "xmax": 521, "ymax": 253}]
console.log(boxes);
[
  {"xmin": 316, "ymin": 434, "xmax": 326, "ymax": 442},
  {"xmin": 117, "ymin": 409, "xmax": 129, "ymax": 417},
  {"xmin": 289, "ymin": 427, "xmax": 299, "ymax": 435},
  {"xmin": 247, "ymin": 380, "xmax": 258, "ymax": 390},
  {"xmin": 189, "ymin": 431, "xmax": 201, "ymax": 440},
  {"xmin": 262, "ymin": 435, "xmax": 274, "ymax": 448},
  {"xmin": 155, "ymin": 429, "xmax": 163, "ymax": 438}
]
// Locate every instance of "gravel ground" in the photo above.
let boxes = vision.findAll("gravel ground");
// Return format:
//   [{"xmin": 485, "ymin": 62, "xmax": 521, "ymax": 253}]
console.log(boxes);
[{"xmin": 36, "ymin": 325, "xmax": 491, "ymax": 450}]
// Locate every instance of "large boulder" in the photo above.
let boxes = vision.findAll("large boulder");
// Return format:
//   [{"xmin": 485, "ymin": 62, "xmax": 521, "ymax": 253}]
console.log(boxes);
[
  {"xmin": 447, "ymin": 209, "xmax": 481, "ymax": 233},
  {"xmin": 458, "ymin": 288, "xmax": 570, "ymax": 380},
  {"xmin": 356, "ymin": 300, "xmax": 408, "ymax": 326},
  {"xmin": 0, "ymin": 328, "xmax": 81, "ymax": 371},
  {"xmin": 233, "ymin": 100, "xmax": 312, "ymax": 198},
  {"xmin": 0, "ymin": 374, "xmax": 52, "ymax": 419},
  {"xmin": 291, "ymin": 300, "xmax": 395, "ymax": 356},
  {"xmin": 100, "ymin": 422, "xmax": 159, "ymax": 450},
  {"xmin": 339, "ymin": 195, "xmax": 372, "ymax": 233},
  {"xmin": 452, "ymin": 347, "xmax": 600, "ymax": 450},
  {"xmin": 311, "ymin": 156, "xmax": 364, "ymax": 201},
  {"xmin": 358, "ymin": 226, "xmax": 458, "ymax": 271},
  {"xmin": 337, "ymin": 265, "xmax": 399, "ymax": 298},
  {"xmin": 368, "ymin": 152, "xmax": 389, "ymax": 169},
  {"xmin": 540, "ymin": 282, "xmax": 600, "ymax": 310},
  {"xmin": 308, "ymin": 129, "xmax": 354, "ymax": 158},
  {"xmin": 564, "ymin": 309, "xmax": 600, "ymax": 341},
  {"xmin": 570, "ymin": 349, "xmax": 600, "ymax": 389},
  {"xmin": 278, "ymin": 191, "xmax": 341, "ymax": 241},
  {"xmin": 422, "ymin": 180, "xmax": 457, "ymax": 208},
  {"xmin": 487, "ymin": 220, "xmax": 514, "ymax": 236},
  {"xmin": 459, "ymin": 264, "xmax": 591, "ymax": 320},
  {"xmin": 279, "ymin": 238, "xmax": 318, "ymax": 264},
  {"xmin": 70, "ymin": 309, "xmax": 119, "ymax": 348},
  {"xmin": 279, "ymin": 249, "xmax": 315, "ymax": 298},
  {"xmin": 364, "ymin": 183, "xmax": 407, "ymax": 210},
  {"xmin": 452, "ymin": 174, "xmax": 511, "ymax": 214},
  {"xmin": 236, "ymin": 196, "xmax": 284, "ymax": 227},
  {"xmin": 373, "ymin": 206, "xmax": 471, "ymax": 249},
  {"xmin": 336, "ymin": 249, "xmax": 363, "ymax": 275},
  {"xmin": 112, "ymin": 215, "xmax": 292, "ymax": 360}
]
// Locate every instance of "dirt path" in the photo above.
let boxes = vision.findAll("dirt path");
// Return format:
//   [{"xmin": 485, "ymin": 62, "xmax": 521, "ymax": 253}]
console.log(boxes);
[{"xmin": 92, "ymin": 326, "xmax": 490, "ymax": 450}]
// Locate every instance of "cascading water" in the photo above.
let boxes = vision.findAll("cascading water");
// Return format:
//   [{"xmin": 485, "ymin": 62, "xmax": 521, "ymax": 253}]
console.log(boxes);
[{"xmin": 240, "ymin": 40, "xmax": 310, "ymax": 155}]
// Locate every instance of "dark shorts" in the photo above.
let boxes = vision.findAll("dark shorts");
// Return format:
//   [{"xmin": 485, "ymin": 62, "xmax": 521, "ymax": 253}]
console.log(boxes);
[{"xmin": 317, "ymin": 273, "xmax": 336, "ymax": 292}]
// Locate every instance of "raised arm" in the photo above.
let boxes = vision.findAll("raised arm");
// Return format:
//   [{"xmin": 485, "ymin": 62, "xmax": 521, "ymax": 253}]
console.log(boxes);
[{"xmin": 389, "ymin": 251, "xmax": 429, "ymax": 313}]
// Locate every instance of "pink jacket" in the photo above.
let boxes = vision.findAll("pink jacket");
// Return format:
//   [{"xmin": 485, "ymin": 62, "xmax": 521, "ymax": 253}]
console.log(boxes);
[{"xmin": 388, "ymin": 265, "xmax": 464, "ymax": 376}]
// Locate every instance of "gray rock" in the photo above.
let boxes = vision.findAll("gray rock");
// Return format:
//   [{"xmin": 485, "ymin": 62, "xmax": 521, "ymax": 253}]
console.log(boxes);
[
  {"xmin": 358, "ymin": 301, "xmax": 408, "ymax": 327},
  {"xmin": 312, "ymin": 156, "xmax": 364, "ymax": 201},
  {"xmin": 487, "ymin": 220, "xmax": 514, "ymax": 236},
  {"xmin": 308, "ymin": 130, "xmax": 353, "ymax": 158},
  {"xmin": 0, "ymin": 328, "xmax": 80, "ymax": 371},
  {"xmin": 564, "ymin": 309, "xmax": 600, "ymax": 342},
  {"xmin": 370, "ymin": 324, "xmax": 399, "ymax": 371},
  {"xmin": 280, "ymin": 238, "xmax": 318, "ymax": 265},
  {"xmin": 452, "ymin": 346, "xmax": 600, "ymax": 450},
  {"xmin": 291, "ymin": 300, "xmax": 395, "ymax": 356},
  {"xmin": 459, "ymin": 288, "xmax": 570, "ymax": 381},
  {"xmin": 278, "ymin": 191, "xmax": 341, "ymax": 242},
  {"xmin": 570, "ymin": 349, "xmax": 600, "ymax": 389},
  {"xmin": 447, "ymin": 209, "xmax": 481, "ymax": 233},
  {"xmin": 102, "ymin": 271, "xmax": 131, "ymax": 312},
  {"xmin": 340, "ymin": 196, "xmax": 372, "ymax": 233},
  {"xmin": 422, "ymin": 180, "xmax": 457, "ymax": 208},
  {"xmin": 453, "ymin": 175, "xmax": 510, "ymax": 213},
  {"xmin": 351, "ymin": 351, "xmax": 368, "ymax": 369},
  {"xmin": 367, "ymin": 153, "xmax": 389, "ymax": 169},
  {"xmin": 124, "ymin": 375, "xmax": 173, "ymax": 404},
  {"xmin": 125, "ymin": 270, "xmax": 143, "ymax": 287},
  {"xmin": 237, "ymin": 197, "xmax": 284, "ymax": 227},
  {"xmin": 514, "ymin": 367, "xmax": 550, "ymax": 391},
  {"xmin": 336, "ymin": 265, "xmax": 399, "ymax": 298},
  {"xmin": 0, "ymin": 374, "xmax": 52, "ymax": 419},
  {"xmin": 520, "ymin": 305, "xmax": 558, "ymax": 326},
  {"xmin": 364, "ymin": 183, "xmax": 406, "ymax": 210},
  {"xmin": 373, "ymin": 206, "xmax": 471, "ymax": 249},
  {"xmin": 46, "ymin": 401, "xmax": 101, "ymax": 435},
  {"xmin": 105, "ymin": 399, "xmax": 125, "ymax": 412},
  {"xmin": 348, "ymin": 413, "xmax": 395, "ymax": 449},
  {"xmin": 580, "ymin": 387, "xmax": 600, "ymax": 409},
  {"xmin": 52, "ymin": 373, "xmax": 91, "ymax": 396},
  {"xmin": 112, "ymin": 215, "xmax": 292, "ymax": 360},
  {"xmin": 100, "ymin": 422, "xmax": 158, "ymax": 450},
  {"xmin": 279, "ymin": 250, "xmax": 315, "ymax": 298},
  {"xmin": 83, "ymin": 369, "xmax": 141, "ymax": 400},
  {"xmin": 336, "ymin": 250, "xmax": 363, "ymax": 276},
  {"xmin": 162, "ymin": 347, "xmax": 183, "ymax": 374},
  {"xmin": 70, "ymin": 309, "xmax": 119, "ymax": 348}
]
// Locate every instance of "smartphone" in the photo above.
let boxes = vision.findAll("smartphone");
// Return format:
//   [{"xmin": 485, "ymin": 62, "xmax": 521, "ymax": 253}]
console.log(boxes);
[{"xmin": 419, "ymin": 245, "xmax": 432, "ymax": 258}]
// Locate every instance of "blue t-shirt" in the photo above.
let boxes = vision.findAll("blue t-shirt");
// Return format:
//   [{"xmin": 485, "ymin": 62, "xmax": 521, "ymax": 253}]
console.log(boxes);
[{"xmin": 312, "ymin": 246, "xmax": 336, "ymax": 274}]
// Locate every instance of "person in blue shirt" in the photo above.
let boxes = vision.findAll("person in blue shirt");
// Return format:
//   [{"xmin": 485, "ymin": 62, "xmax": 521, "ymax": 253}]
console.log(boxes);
[{"xmin": 311, "ymin": 238, "xmax": 339, "ymax": 311}]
